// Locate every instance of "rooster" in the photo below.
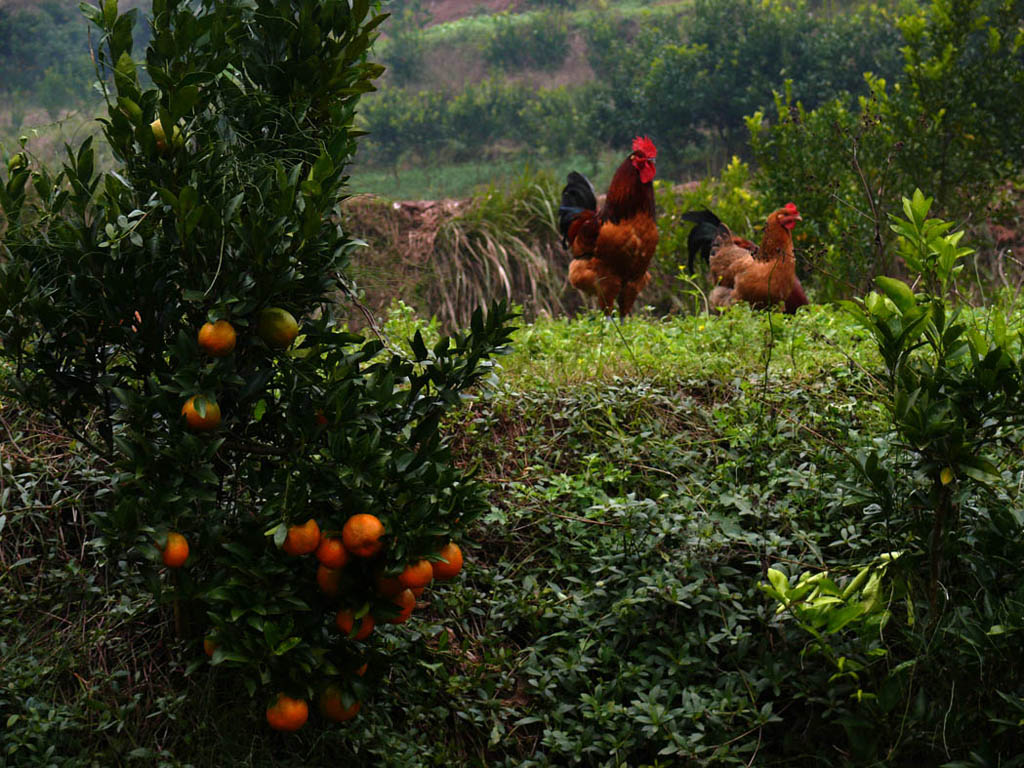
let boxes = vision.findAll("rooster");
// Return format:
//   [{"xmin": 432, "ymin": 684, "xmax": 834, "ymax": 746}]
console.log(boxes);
[
  {"xmin": 681, "ymin": 205, "xmax": 807, "ymax": 313},
  {"xmin": 559, "ymin": 136, "xmax": 659, "ymax": 317}
]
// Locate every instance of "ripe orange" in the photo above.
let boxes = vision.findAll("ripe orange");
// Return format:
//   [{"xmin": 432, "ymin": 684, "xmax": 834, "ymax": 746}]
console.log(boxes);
[
  {"xmin": 161, "ymin": 532, "xmax": 189, "ymax": 568},
  {"xmin": 316, "ymin": 536, "xmax": 349, "ymax": 569},
  {"xmin": 257, "ymin": 307, "xmax": 299, "ymax": 349},
  {"xmin": 182, "ymin": 395, "xmax": 221, "ymax": 432},
  {"xmin": 432, "ymin": 542, "xmax": 464, "ymax": 580},
  {"xmin": 341, "ymin": 514, "xmax": 385, "ymax": 558},
  {"xmin": 374, "ymin": 570, "xmax": 404, "ymax": 598},
  {"xmin": 265, "ymin": 693, "xmax": 308, "ymax": 732},
  {"xmin": 336, "ymin": 609, "xmax": 374, "ymax": 640},
  {"xmin": 282, "ymin": 519, "xmax": 320, "ymax": 556},
  {"xmin": 316, "ymin": 564, "xmax": 342, "ymax": 597},
  {"xmin": 399, "ymin": 559, "xmax": 433, "ymax": 589},
  {"xmin": 198, "ymin": 319, "xmax": 237, "ymax": 357},
  {"xmin": 411, "ymin": 586, "xmax": 426, "ymax": 598},
  {"xmin": 320, "ymin": 685, "xmax": 361, "ymax": 723},
  {"xmin": 203, "ymin": 636, "xmax": 218, "ymax": 657},
  {"xmin": 388, "ymin": 588, "xmax": 416, "ymax": 624}
]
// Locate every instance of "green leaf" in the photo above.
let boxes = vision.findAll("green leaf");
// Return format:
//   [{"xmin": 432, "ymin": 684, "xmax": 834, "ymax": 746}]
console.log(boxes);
[{"xmin": 874, "ymin": 276, "xmax": 916, "ymax": 314}]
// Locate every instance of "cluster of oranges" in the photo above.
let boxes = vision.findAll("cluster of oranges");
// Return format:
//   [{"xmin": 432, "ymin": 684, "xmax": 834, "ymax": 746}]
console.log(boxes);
[
  {"xmin": 157, "ymin": 312, "xmax": 466, "ymax": 732},
  {"xmin": 161, "ymin": 310, "xmax": 300, "ymax": 560},
  {"xmin": 265, "ymin": 512, "xmax": 464, "ymax": 730}
]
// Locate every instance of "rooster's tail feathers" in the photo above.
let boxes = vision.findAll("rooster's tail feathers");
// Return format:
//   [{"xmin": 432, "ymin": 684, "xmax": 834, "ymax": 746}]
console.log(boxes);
[
  {"xmin": 680, "ymin": 208, "xmax": 728, "ymax": 273},
  {"xmin": 559, "ymin": 171, "xmax": 598, "ymax": 247}
]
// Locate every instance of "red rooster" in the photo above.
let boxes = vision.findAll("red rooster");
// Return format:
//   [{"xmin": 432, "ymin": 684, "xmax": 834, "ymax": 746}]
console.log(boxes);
[
  {"xmin": 681, "ymin": 206, "xmax": 808, "ymax": 313},
  {"xmin": 559, "ymin": 136, "xmax": 659, "ymax": 317}
]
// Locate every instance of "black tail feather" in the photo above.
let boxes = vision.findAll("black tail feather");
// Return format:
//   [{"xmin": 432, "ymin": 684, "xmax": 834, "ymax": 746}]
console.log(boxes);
[
  {"xmin": 558, "ymin": 171, "xmax": 597, "ymax": 247},
  {"xmin": 679, "ymin": 208, "xmax": 726, "ymax": 273}
]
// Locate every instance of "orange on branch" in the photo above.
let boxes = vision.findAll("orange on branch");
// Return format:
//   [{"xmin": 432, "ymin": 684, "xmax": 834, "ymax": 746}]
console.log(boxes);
[
  {"xmin": 161, "ymin": 532, "xmax": 189, "ymax": 568},
  {"xmin": 182, "ymin": 395, "xmax": 221, "ymax": 432},
  {"xmin": 320, "ymin": 685, "xmax": 361, "ymax": 723},
  {"xmin": 388, "ymin": 588, "xmax": 416, "ymax": 624},
  {"xmin": 198, "ymin": 319, "xmax": 237, "ymax": 357},
  {"xmin": 265, "ymin": 693, "xmax": 308, "ymax": 732},
  {"xmin": 257, "ymin": 307, "xmax": 299, "ymax": 349},
  {"xmin": 150, "ymin": 117, "xmax": 184, "ymax": 154},
  {"xmin": 203, "ymin": 636, "xmax": 218, "ymax": 657},
  {"xmin": 399, "ymin": 559, "xmax": 433, "ymax": 589},
  {"xmin": 282, "ymin": 518, "xmax": 320, "ymax": 556},
  {"xmin": 374, "ymin": 570, "xmax": 404, "ymax": 598},
  {"xmin": 316, "ymin": 564, "xmax": 342, "ymax": 598},
  {"xmin": 432, "ymin": 542, "xmax": 463, "ymax": 580},
  {"xmin": 316, "ymin": 536, "xmax": 349, "ymax": 569},
  {"xmin": 341, "ymin": 514, "xmax": 385, "ymax": 558},
  {"xmin": 336, "ymin": 609, "xmax": 374, "ymax": 640}
]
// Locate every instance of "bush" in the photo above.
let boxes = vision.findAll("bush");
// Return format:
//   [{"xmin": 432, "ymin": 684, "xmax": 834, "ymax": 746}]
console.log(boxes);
[
  {"xmin": 0, "ymin": 0, "xmax": 515, "ymax": 734},
  {"xmin": 482, "ymin": 11, "xmax": 570, "ymax": 73},
  {"xmin": 749, "ymin": 0, "xmax": 1024, "ymax": 299}
]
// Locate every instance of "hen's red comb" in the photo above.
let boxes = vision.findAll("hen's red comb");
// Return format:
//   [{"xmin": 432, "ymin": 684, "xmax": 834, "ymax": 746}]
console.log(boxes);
[
  {"xmin": 632, "ymin": 135, "xmax": 657, "ymax": 158},
  {"xmin": 784, "ymin": 202, "xmax": 799, "ymax": 214}
]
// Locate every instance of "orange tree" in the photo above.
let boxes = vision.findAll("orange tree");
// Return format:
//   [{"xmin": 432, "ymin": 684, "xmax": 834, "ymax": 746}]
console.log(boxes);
[{"xmin": 0, "ymin": 0, "xmax": 514, "ymax": 722}]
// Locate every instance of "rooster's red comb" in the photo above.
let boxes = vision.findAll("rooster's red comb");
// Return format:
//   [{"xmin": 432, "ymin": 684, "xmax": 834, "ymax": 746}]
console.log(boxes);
[{"xmin": 632, "ymin": 136, "xmax": 657, "ymax": 158}]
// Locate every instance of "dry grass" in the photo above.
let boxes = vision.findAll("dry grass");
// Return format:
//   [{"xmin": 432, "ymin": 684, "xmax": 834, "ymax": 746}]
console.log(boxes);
[{"xmin": 340, "ymin": 176, "xmax": 585, "ymax": 330}]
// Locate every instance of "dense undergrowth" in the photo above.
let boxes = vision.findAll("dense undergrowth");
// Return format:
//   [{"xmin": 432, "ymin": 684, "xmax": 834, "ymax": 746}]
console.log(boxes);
[{"xmin": 4, "ymin": 298, "xmax": 1024, "ymax": 765}]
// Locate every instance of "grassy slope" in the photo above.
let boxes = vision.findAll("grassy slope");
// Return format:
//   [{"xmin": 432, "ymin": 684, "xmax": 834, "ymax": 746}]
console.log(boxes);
[{"xmin": 0, "ymin": 306, "xmax": 896, "ymax": 765}]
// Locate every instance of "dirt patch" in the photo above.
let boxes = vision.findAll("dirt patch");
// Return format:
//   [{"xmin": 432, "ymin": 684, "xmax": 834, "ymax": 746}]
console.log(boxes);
[{"xmin": 422, "ymin": 0, "xmax": 520, "ymax": 26}]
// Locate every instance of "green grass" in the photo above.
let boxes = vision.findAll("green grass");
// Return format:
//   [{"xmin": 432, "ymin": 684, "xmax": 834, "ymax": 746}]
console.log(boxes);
[
  {"xmin": 347, "ymin": 150, "xmax": 619, "ymax": 201},
  {"xmin": 407, "ymin": 1, "xmax": 692, "ymax": 47}
]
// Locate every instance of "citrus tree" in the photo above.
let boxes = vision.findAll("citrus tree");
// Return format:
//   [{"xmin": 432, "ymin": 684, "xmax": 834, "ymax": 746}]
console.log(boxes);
[{"xmin": 0, "ymin": 0, "xmax": 515, "ymax": 729}]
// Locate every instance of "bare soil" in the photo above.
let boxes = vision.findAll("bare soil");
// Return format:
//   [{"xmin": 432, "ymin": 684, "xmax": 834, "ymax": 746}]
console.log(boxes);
[{"xmin": 422, "ymin": 0, "xmax": 520, "ymax": 26}]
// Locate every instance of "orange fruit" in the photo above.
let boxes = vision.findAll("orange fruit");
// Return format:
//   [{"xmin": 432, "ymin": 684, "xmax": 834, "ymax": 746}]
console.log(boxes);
[
  {"xmin": 257, "ymin": 307, "xmax": 299, "ymax": 349},
  {"xmin": 388, "ymin": 588, "xmax": 416, "ymax": 624},
  {"xmin": 354, "ymin": 663, "xmax": 368, "ymax": 677},
  {"xmin": 336, "ymin": 609, "xmax": 374, "ymax": 640},
  {"xmin": 150, "ymin": 117, "xmax": 183, "ymax": 154},
  {"xmin": 316, "ymin": 564, "xmax": 342, "ymax": 597},
  {"xmin": 265, "ymin": 693, "xmax": 308, "ymax": 732},
  {"xmin": 320, "ymin": 685, "xmax": 361, "ymax": 723},
  {"xmin": 161, "ymin": 532, "xmax": 189, "ymax": 568},
  {"xmin": 203, "ymin": 636, "xmax": 218, "ymax": 657},
  {"xmin": 198, "ymin": 319, "xmax": 237, "ymax": 356},
  {"xmin": 399, "ymin": 559, "xmax": 433, "ymax": 589},
  {"xmin": 374, "ymin": 569, "xmax": 404, "ymax": 597},
  {"xmin": 182, "ymin": 395, "xmax": 221, "ymax": 432},
  {"xmin": 411, "ymin": 586, "xmax": 426, "ymax": 598},
  {"xmin": 316, "ymin": 536, "xmax": 349, "ymax": 569},
  {"xmin": 282, "ymin": 519, "xmax": 320, "ymax": 556},
  {"xmin": 341, "ymin": 514, "xmax": 385, "ymax": 558},
  {"xmin": 432, "ymin": 542, "xmax": 463, "ymax": 580}
]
